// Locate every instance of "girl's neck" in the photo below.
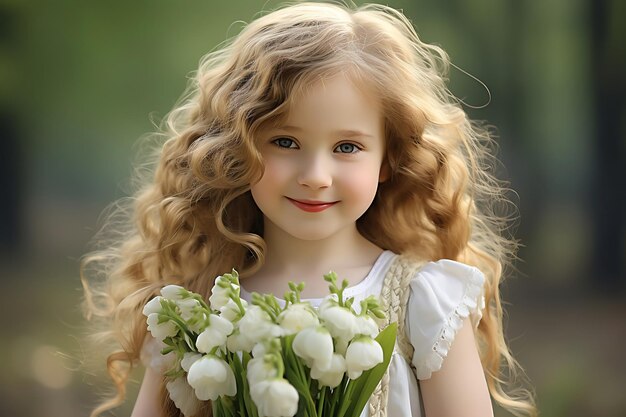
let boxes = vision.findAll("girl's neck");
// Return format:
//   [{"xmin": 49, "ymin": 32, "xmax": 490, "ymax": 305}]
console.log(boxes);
[{"xmin": 245, "ymin": 222, "xmax": 383, "ymax": 297}]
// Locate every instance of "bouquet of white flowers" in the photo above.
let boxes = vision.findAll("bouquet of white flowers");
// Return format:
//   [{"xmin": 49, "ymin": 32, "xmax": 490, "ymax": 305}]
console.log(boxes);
[{"xmin": 142, "ymin": 270, "xmax": 397, "ymax": 417}]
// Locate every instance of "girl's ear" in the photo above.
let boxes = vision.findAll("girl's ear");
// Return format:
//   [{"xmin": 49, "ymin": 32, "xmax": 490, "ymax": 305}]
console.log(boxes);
[{"xmin": 378, "ymin": 161, "xmax": 390, "ymax": 183}]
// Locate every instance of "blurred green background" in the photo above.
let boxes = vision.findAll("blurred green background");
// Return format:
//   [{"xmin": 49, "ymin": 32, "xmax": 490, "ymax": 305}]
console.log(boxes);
[{"xmin": 1, "ymin": 0, "xmax": 624, "ymax": 416}]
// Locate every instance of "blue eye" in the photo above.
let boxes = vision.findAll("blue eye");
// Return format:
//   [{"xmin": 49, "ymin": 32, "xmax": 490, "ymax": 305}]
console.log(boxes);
[
  {"xmin": 272, "ymin": 137, "xmax": 298, "ymax": 148},
  {"xmin": 335, "ymin": 143, "xmax": 360, "ymax": 153}
]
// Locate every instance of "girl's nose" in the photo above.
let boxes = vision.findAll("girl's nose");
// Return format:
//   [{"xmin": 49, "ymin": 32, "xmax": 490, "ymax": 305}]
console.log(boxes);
[{"xmin": 297, "ymin": 154, "xmax": 332, "ymax": 189}]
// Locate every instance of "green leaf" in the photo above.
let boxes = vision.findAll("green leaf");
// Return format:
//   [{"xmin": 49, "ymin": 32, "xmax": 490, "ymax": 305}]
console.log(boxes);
[{"xmin": 342, "ymin": 323, "xmax": 397, "ymax": 417}]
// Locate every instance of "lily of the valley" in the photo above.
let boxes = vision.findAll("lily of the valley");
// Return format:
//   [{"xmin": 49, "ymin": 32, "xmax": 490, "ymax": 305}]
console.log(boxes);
[
  {"xmin": 195, "ymin": 314, "xmax": 234, "ymax": 353},
  {"xmin": 187, "ymin": 355, "xmax": 237, "ymax": 401},
  {"xmin": 142, "ymin": 296, "xmax": 164, "ymax": 316},
  {"xmin": 209, "ymin": 275, "xmax": 237, "ymax": 311},
  {"xmin": 219, "ymin": 298, "xmax": 247, "ymax": 322},
  {"xmin": 161, "ymin": 284, "xmax": 186, "ymax": 301},
  {"xmin": 250, "ymin": 378, "xmax": 299, "ymax": 417},
  {"xmin": 227, "ymin": 305, "xmax": 282, "ymax": 352},
  {"xmin": 246, "ymin": 356, "xmax": 279, "ymax": 384},
  {"xmin": 165, "ymin": 376, "xmax": 201, "ymax": 417},
  {"xmin": 277, "ymin": 302, "xmax": 319, "ymax": 334},
  {"xmin": 354, "ymin": 314, "xmax": 379, "ymax": 338},
  {"xmin": 345, "ymin": 336, "xmax": 384, "ymax": 379},
  {"xmin": 319, "ymin": 297, "xmax": 358, "ymax": 341},
  {"xmin": 292, "ymin": 325, "xmax": 334, "ymax": 371},
  {"xmin": 146, "ymin": 313, "xmax": 178, "ymax": 341},
  {"xmin": 181, "ymin": 352, "xmax": 202, "ymax": 372},
  {"xmin": 310, "ymin": 353, "xmax": 347, "ymax": 388}
]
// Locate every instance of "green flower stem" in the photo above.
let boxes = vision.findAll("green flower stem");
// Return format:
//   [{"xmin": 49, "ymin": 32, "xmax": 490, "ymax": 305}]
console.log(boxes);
[
  {"xmin": 329, "ymin": 375, "xmax": 347, "ymax": 417},
  {"xmin": 251, "ymin": 293, "xmax": 279, "ymax": 321},
  {"xmin": 191, "ymin": 293, "xmax": 211, "ymax": 312},
  {"xmin": 283, "ymin": 337, "xmax": 316, "ymax": 417},
  {"xmin": 317, "ymin": 386, "xmax": 326, "ymax": 417},
  {"xmin": 229, "ymin": 292, "xmax": 247, "ymax": 317},
  {"xmin": 161, "ymin": 311, "xmax": 196, "ymax": 348},
  {"xmin": 336, "ymin": 380, "xmax": 357, "ymax": 417},
  {"xmin": 228, "ymin": 352, "xmax": 246, "ymax": 417}
]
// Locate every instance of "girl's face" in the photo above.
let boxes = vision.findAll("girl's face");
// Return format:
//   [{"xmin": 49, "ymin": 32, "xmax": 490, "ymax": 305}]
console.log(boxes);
[{"xmin": 251, "ymin": 73, "xmax": 387, "ymax": 243}]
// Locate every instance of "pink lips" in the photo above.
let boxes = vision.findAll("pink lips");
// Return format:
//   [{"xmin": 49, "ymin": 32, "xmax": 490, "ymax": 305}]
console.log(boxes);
[{"xmin": 287, "ymin": 197, "xmax": 338, "ymax": 213}]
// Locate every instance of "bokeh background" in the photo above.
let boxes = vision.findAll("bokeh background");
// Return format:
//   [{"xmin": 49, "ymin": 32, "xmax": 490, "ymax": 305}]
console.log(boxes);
[{"xmin": 1, "ymin": 0, "xmax": 624, "ymax": 416}]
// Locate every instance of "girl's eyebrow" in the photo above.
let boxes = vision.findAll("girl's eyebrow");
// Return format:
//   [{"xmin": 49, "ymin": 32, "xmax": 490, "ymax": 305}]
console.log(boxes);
[{"xmin": 276, "ymin": 125, "xmax": 374, "ymax": 139}]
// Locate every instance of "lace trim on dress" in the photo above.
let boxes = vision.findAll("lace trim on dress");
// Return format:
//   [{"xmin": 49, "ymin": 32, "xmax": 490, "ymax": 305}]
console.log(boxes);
[{"xmin": 414, "ymin": 267, "xmax": 485, "ymax": 380}]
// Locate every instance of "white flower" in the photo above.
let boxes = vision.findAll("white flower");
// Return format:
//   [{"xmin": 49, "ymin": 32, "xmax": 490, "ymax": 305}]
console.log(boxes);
[
  {"xmin": 146, "ymin": 313, "xmax": 178, "ymax": 341},
  {"xmin": 187, "ymin": 355, "xmax": 237, "ymax": 401},
  {"xmin": 140, "ymin": 338, "xmax": 177, "ymax": 374},
  {"xmin": 177, "ymin": 297, "xmax": 201, "ymax": 322},
  {"xmin": 354, "ymin": 315, "xmax": 379, "ymax": 338},
  {"xmin": 181, "ymin": 352, "xmax": 202, "ymax": 372},
  {"xmin": 292, "ymin": 326, "xmax": 334, "ymax": 371},
  {"xmin": 226, "ymin": 328, "xmax": 252, "ymax": 352},
  {"xmin": 209, "ymin": 275, "xmax": 237, "ymax": 311},
  {"xmin": 277, "ymin": 303, "xmax": 319, "ymax": 335},
  {"xmin": 334, "ymin": 337, "xmax": 350, "ymax": 356},
  {"xmin": 319, "ymin": 298, "xmax": 358, "ymax": 341},
  {"xmin": 161, "ymin": 284, "xmax": 186, "ymax": 301},
  {"xmin": 246, "ymin": 356, "xmax": 278, "ymax": 384},
  {"xmin": 165, "ymin": 376, "xmax": 202, "ymax": 417},
  {"xmin": 227, "ymin": 306, "xmax": 282, "ymax": 352},
  {"xmin": 219, "ymin": 298, "xmax": 247, "ymax": 322},
  {"xmin": 310, "ymin": 353, "xmax": 346, "ymax": 388},
  {"xmin": 251, "ymin": 342, "xmax": 267, "ymax": 358},
  {"xmin": 196, "ymin": 314, "xmax": 234, "ymax": 353},
  {"xmin": 345, "ymin": 336, "xmax": 383, "ymax": 379},
  {"xmin": 250, "ymin": 378, "xmax": 299, "ymax": 417},
  {"xmin": 142, "ymin": 296, "xmax": 164, "ymax": 316}
]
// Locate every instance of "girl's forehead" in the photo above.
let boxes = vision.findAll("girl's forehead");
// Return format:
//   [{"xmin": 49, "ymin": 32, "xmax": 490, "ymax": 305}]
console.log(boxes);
[
  {"xmin": 260, "ymin": 72, "xmax": 384, "ymax": 141},
  {"xmin": 285, "ymin": 69, "xmax": 380, "ymax": 113}
]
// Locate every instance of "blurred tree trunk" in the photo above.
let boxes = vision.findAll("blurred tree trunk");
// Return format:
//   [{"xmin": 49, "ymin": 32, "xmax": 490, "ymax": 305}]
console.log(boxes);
[
  {"xmin": 590, "ymin": 0, "xmax": 626, "ymax": 291},
  {"xmin": 0, "ymin": 111, "xmax": 22, "ymax": 255},
  {"xmin": 0, "ymin": 5, "xmax": 22, "ymax": 255}
]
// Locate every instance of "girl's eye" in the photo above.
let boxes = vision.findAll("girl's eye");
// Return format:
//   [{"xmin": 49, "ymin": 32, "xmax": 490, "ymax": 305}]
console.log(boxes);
[
  {"xmin": 335, "ymin": 143, "xmax": 361, "ymax": 154},
  {"xmin": 272, "ymin": 137, "xmax": 298, "ymax": 149}
]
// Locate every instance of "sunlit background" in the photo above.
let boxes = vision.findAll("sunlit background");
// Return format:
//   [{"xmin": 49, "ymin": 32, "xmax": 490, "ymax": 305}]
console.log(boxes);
[{"xmin": 1, "ymin": 0, "xmax": 624, "ymax": 416}]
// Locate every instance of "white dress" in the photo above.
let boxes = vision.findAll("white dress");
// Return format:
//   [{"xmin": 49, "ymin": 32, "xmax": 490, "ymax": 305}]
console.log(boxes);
[{"xmin": 240, "ymin": 250, "xmax": 485, "ymax": 417}]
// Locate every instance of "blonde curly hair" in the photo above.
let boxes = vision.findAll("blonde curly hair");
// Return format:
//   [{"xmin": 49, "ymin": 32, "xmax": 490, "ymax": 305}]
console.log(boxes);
[{"xmin": 82, "ymin": 2, "xmax": 536, "ymax": 416}]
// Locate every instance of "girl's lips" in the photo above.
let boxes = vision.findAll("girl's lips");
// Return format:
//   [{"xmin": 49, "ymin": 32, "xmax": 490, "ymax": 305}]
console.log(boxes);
[{"xmin": 287, "ymin": 198, "xmax": 338, "ymax": 213}]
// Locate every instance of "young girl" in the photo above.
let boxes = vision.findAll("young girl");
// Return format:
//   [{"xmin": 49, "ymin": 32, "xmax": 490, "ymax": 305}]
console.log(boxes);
[{"xmin": 81, "ymin": 2, "xmax": 536, "ymax": 417}]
